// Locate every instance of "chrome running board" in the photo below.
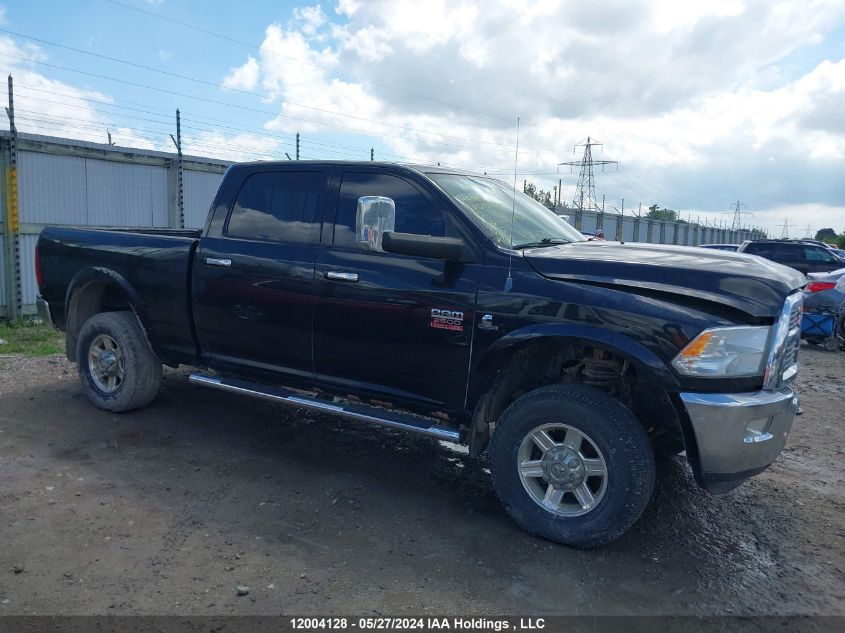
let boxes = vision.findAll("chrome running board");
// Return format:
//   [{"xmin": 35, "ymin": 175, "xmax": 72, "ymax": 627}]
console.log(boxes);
[{"xmin": 188, "ymin": 374, "xmax": 462, "ymax": 443}]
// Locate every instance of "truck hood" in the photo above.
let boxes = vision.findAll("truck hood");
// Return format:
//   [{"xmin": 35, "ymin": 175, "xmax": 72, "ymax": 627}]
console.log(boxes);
[{"xmin": 523, "ymin": 241, "xmax": 806, "ymax": 318}]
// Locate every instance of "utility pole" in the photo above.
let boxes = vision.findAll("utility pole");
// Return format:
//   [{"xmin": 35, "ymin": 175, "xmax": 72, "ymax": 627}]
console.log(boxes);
[
  {"xmin": 295, "ymin": 133, "xmax": 300, "ymax": 160},
  {"xmin": 558, "ymin": 137, "xmax": 618, "ymax": 213},
  {"xmin": 3, "ymin": 74, "xmax": 21, "ymax": 318},
  {"xmin": 370, "ymin": 147, "xmax": 374, "ymax": 161},
  {"xmin": 169, "ymin": 109, "xmax": 184, "ymax": 229},
  {"xmin": 107, "ymin": 129, "xmax": 113, "ymax": 145}
]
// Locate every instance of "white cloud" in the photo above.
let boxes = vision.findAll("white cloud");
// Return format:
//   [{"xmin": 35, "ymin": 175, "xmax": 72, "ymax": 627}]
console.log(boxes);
[
  {"xmin": 293, "ymin": 4, "xmax": 327, "ymax": 37},
  {"xmin": 222, "ymin": 55, "xmax": 260, "ymax": 91},
  {"xmin": 222, "ymin": 0, "xmax": 845, "ymax": 233}
]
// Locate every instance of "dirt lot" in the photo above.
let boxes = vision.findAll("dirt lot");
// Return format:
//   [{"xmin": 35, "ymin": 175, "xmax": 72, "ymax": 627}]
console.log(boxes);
[{"xmin": 0, "ymin": 346, "xmax": 843, "ymax": 616}]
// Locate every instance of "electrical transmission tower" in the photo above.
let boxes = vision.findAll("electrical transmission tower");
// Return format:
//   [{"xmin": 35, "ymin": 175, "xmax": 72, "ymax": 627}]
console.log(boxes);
[
  {"xmin": 779, "ymin": 218, "xmax": 795, "ymax": 238},
  {"xmin": 558, "ymin": 137, "xmax": 617, "ymax": 212},
  {"xmin": 803, "ymin": 224, "xmax": 815, "ymax": 238},
  {"xmin": 722, "ymin": 200, "xmax": 753, "ymax": 230}
]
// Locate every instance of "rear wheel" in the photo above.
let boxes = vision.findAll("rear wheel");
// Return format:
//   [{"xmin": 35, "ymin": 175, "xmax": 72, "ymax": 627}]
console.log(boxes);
[
  {"xmin": 489, "ymin": 384, "xmax": 655, "ymax": 548},
  {"xmin": 77, "ymin": 312, "xmax": 162, "ymax": 412}
]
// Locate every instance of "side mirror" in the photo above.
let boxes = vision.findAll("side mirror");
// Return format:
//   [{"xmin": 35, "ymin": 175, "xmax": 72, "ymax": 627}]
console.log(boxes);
[
  {"xmin": 382, "ymin": 231, "xmax": 466, "ymax": 260},
  {"xmin": 356, "ymin": 196, "xmax": 395, "ymax": 253}
]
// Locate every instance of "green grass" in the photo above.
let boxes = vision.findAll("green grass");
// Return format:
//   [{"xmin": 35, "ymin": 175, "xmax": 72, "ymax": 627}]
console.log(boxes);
[{"xmin": 0, "ymin": 318, "xmax": 64, "ymax": 356}]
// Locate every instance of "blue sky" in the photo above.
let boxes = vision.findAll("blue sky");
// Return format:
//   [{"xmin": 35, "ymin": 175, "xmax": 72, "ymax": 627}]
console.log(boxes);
[{"xmin": 1, "ymin": 0, "xmax": 844, "ymax": 234}]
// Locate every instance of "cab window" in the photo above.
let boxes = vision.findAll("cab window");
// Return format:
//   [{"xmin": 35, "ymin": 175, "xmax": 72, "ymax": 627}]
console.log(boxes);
[
  {"xmin": 226, "ymin": 171, "xmax": 324, "ymax": 243},
  {"xmin": 334, "ymin": 172, "xmax": 448, "ymax": 249}
]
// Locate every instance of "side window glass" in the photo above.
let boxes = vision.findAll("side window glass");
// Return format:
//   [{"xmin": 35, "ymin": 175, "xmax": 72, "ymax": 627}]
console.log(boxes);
[
  {"xmin": 772, "ymin": 244, "xmax": 797, "ymax": 261},
  {"xmin": 334, "ymin": 172, "xmax": 447, "ymax": 249},
  {"xmin": 804, "ymin": 246, "xmax": 834, "ymax": 262},
  {"xmin": 226, "ymin": 171, "xmax": 324, "ymax": 243},
  {"xmin": 746, "ymin": 243, "xmax": 773, "ymax": 257}
]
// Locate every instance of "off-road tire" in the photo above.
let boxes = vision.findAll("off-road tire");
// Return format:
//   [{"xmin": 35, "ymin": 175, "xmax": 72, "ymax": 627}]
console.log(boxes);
[
  {"xmin": 77, "ymin": 311, "xmax": 162, "ymax": 412},
  {"xmin": 489, "ymin": 384, "xmax": 655, "ymax": 548}
]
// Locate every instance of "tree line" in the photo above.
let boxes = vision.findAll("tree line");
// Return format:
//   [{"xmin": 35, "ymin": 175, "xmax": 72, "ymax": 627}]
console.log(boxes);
[{"xmin": 814, "ymin": 228, "xmax": 845, "ymax": 249}]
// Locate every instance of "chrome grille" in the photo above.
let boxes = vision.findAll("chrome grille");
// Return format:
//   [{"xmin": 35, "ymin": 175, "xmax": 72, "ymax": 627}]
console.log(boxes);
[
  {"xmin": 780, "ymin": 301, "xmax": 802, "ymax": 384},
  {"xmin": 763, "ymin": 293, "xmax": 802, "ymax": 390}
]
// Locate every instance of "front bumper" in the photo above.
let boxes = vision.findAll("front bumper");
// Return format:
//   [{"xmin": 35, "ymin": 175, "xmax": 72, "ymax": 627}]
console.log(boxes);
[{"xmin": 680, "ymin": 387, "xmax": 798, "ymax": 493}]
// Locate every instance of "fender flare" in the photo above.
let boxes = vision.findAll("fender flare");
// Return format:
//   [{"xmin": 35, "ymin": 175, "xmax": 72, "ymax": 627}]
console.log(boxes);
[
  {"xmin": 467, "ymin": 322, "xmax": 679, "ymax": 409},
  {"xmin": 64, "ymin": 267, "xmax": 155, "ymax": 359}
]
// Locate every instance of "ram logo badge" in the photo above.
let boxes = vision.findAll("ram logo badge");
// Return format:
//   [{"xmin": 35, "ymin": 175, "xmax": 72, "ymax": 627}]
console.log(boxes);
[{"xmin": 431, "ymin": 308, "xmax": 464, "ymax": 332}]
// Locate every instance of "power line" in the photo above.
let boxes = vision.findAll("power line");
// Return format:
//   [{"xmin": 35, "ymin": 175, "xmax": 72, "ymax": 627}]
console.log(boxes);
[
  {"xmin": 12, "ymin": 88, "xmax": 494, "ymax": 170},
  {"xmin": 5, "ymin": 49, "xmax": 555, "ymax": 161},
  {"xmin": 0, "ymin": 34, "xmax": 559, "ymax": 157},
  {"xmin": 104, "ymin": 0, "xmax": 511, "ymax": 123}
]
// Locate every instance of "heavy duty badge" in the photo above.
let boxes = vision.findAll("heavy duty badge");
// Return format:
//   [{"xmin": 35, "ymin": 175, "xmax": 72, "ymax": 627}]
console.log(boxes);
[{"xmin": 430, "ymin": 308, "xmax": 464, "ymax": 332}]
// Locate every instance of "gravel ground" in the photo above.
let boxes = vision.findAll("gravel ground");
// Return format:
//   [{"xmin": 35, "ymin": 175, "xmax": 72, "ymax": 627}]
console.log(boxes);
[{"xmin": 0, "ymin": 346, "xmax": 842, "ymax": 616}]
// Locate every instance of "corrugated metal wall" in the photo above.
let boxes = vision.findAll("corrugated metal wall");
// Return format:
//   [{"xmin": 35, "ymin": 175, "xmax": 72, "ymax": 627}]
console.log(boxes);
[
  {"xmin": 0, "ymin": 235, "xmax": 5, "ymax": 308},
  {"xmin": 20, "ymin": 235, "xmax": 37, "ymax": 307},
  {"xmin": 184, "ymin": 169, "xmax": 226, "ymax": 229},
  {"xmin": 19, "ymin": 152, "xmax": 88, "ymax": 224},
  {"xmin": 85, "ymin": 160, "xmax": 170, "ymax": 227},
  {"xmin": 564, "ymin": 209, "xmax": 760, "ymax": 246},
  {"xmin": 1, "ymin": 131, "xmax": 229, "ymax": 316}
]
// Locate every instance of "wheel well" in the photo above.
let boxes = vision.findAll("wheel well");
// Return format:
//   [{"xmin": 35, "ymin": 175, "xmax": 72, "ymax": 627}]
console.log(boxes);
[
  {"xmin": 468, "ymin": 339, "xmax": 685, "ymax": 458},
  {"xmin": 65, "ymin": 281, "xmax": 133, "ymax": 362}
]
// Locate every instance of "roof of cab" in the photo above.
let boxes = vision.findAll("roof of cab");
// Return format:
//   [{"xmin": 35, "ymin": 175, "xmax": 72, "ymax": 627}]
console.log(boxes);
[{"xmin": 229, "ymin": 160, "xmax": 487, "ymax": 178}]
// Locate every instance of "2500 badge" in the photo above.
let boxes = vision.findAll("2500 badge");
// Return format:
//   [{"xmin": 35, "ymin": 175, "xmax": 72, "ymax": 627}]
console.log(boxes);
[{"xmin": 430, "ymin": 308, "xmax": 464, "ymax": 332}]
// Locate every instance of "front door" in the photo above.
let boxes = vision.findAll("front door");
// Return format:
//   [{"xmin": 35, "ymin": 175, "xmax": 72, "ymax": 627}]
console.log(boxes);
[
  {"xmin": 803, "ymin": 244, "xmax": 840, "ymax": 274},
  {"xmin": 313, "ymin": 170, "xmax": 481, "ymax": 413},
  {"xmin": 193, "ymin": 168, "xmax": 329, "ymax": 381}
]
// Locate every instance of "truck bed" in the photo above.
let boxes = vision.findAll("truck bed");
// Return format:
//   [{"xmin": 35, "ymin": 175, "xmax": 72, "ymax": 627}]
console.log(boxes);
[{"xmin": 38, "ymin": 227, "xmax": 201, "ymax": 365}]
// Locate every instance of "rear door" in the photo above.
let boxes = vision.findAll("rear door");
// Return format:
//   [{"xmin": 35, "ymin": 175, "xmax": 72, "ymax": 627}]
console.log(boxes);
[
  {"xmin": 313, "ymin": 169, "xmax": 481, "ymax": 413},
  {"xmin": 193, "ymin": 168, "xmax": 329, "ymax": 381},
  {"xmin": 771, "ymin": 243, "xmax": 805, "ymax": 273}
]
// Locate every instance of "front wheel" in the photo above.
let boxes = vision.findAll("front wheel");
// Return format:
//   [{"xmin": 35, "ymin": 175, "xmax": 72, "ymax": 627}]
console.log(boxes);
[
  {"xmin": 77, "ymin": 311, "xmax": 162, "ymax": 412},
  {"xmin": 489, "ymin": 384, "xmax": 655, "ymax": 548}
]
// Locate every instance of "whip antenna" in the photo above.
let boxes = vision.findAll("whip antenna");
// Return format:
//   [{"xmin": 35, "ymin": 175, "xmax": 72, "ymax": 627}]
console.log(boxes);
[{"xmin": 505, "ymin": 116, "xmax": 520, "ymax": 292}]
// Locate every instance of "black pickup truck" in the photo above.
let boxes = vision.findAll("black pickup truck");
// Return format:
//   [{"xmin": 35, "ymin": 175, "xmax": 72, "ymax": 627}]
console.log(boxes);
[{"xmin": 36, "ymin": 161, "xmax": 805, "ymax": 547}]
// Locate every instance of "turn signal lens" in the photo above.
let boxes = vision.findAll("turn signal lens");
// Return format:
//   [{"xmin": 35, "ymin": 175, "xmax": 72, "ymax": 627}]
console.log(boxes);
[{"xmin": 680, "ymin": 331, "xmax": 714, "ymax": 357}]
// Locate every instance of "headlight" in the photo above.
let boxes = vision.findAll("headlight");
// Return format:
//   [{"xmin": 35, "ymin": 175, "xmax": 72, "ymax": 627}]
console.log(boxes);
[{"xmin": 671, "ymin": 326, "xmax": 771, "ymax": 377}]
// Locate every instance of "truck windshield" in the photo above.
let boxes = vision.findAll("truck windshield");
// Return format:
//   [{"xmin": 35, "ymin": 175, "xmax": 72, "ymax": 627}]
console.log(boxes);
[{"xmin": 428, "ymin": 173, "xmax": 585, "ymax": 249}]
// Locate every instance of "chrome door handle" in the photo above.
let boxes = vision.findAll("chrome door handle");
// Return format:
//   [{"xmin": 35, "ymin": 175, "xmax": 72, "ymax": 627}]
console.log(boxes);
[
  {"xmin": 326, "ymin": 271, "xmax": 359, "ymax": 282},
  {"xmin": 205, "ymin": 257, "xmax": 232, "ymax": 268}
]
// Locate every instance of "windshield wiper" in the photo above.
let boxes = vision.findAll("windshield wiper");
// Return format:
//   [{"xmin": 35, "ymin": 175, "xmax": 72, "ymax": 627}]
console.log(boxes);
[{"xmin": 513, "ymin": 237, "xmax": 572, "ymax": 250}]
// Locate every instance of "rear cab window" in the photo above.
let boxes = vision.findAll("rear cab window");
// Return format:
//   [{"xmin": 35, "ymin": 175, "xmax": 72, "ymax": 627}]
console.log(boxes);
[{"xmin": 226, "ymin": 171, "xmax": 326, "ymax": 244}]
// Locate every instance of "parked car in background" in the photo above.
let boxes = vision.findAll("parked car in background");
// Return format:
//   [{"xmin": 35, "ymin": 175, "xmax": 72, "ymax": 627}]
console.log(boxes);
[
  {"xmin": 737, "ymin": 239, "xmax": 843, "ymax": 274},
  {"xmin": 699, "ymin": 243, "xmax": 739, "ymax": 252},
  {"xmin": 828, "ymin": 247, "xmax": 845, "ymax": 262},
  {"xmin": 803, "ymin": 268, "xmax": 845, "ymax": 346},
  {"xmin": 804, "ymin": 268, "xmax": 845, "ymax": 314}
]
